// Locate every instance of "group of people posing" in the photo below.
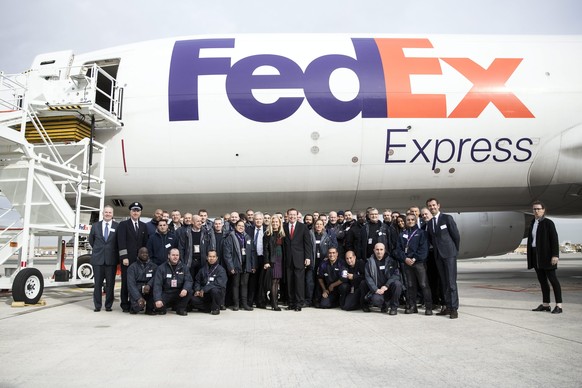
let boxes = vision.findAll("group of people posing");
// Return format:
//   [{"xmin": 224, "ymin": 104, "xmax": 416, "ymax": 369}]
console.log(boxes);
[
  {"xmin": 88, "ymin": 198, "xmax": 464, "ymax": 318},
  {"xmin": 87, "ymin": 198, "xmax": 563, "ymax": 318}
]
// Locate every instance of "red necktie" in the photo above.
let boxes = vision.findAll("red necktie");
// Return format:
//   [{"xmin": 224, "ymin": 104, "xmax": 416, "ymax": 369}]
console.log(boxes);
[{"xmin": 290, "ymin": 224, "xmax": 295, "ymax": 239}]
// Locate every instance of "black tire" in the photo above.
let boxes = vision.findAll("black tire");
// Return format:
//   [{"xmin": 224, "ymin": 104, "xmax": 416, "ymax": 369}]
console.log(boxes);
[
  {"xmin": 12, "ymin": 268, "xmax": 44, "ymax": 304},
  {"xmin": 72, "ymin": 254, "xmax": 94, "ymax": 288}
]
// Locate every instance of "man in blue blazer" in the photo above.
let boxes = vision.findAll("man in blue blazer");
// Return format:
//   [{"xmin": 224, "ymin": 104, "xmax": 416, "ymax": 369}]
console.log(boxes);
[
  {"xmin": 88, "ymin": 205, "xmax": 119, "ymax": 312},
  {"xmin": 425, "ymin": 198, "xmax": 461, "ymax": 319}
]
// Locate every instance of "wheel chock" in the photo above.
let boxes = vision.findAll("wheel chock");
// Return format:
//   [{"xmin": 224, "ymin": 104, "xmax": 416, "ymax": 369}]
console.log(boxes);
[{"xmin": 11, "ymin": 299, "xmax": 47, "ymax": 307}]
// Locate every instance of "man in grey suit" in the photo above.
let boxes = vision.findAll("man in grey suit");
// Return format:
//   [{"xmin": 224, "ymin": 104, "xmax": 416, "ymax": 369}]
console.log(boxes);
[
  {"xmin": 88, "ymin": 205, "xmax": 119, "ymax": 312},
  {"xmin": 426, "ymin": 198, "xmax": 461, "ymax": 319}
]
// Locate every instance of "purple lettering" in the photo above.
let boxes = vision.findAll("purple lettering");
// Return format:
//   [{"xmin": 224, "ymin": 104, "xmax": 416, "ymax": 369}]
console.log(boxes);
[{"xmin": 169, "ymin": 39, "xmax": 234, "ymax": 121}]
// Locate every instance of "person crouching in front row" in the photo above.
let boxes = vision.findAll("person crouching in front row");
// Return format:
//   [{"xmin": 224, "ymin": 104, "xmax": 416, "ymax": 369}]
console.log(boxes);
[
  {"xmin": 153, "ymin": 248, "xmax": 192, "ymax": 316},
  {"xmin": 191, "ymin": 250, "xmax": 227, "ymax": 315}
]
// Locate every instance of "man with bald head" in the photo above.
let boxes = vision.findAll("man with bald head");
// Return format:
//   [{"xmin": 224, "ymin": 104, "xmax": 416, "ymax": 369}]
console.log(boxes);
[
  {"xmin": 178, "ymin": 214, "xmax": 216, "ymax": 280},
  {"xmin": 363, "ymin": 242, "xmax": 403, "ymax": 315}
]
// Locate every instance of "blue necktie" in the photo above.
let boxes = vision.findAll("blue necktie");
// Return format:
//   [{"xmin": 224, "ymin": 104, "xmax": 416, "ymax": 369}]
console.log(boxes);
[{"xmin": 104, "ymin": 222, "xmax": 109, "ymax": 241}]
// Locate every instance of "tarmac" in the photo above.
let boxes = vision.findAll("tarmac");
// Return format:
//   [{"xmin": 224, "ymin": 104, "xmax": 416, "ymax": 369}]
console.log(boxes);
[{"xmin": 0, "ymin": 254, "xmax": 581, "ymax": 388}]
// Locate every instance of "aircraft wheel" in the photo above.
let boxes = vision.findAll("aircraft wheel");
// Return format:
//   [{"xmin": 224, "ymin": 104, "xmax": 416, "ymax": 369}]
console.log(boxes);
[
  {"xmin": 12, "ymin": 268, "xmax": 44, "ymax": 304},
  {"xmin": 72, "ymin": 254, "xmax": 94, "ymax": 288}
]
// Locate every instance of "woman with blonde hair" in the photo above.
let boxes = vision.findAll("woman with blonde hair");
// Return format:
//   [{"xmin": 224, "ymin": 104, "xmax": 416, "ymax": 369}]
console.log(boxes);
[{"xmin": 264, "ymin": 215, "xmax": 285, "ymax": 311}]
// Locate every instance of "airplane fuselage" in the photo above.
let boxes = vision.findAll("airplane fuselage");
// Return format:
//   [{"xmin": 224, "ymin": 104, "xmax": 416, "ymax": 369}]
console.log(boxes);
[{"xmin": 22, "ymin": 34, "xmax": 582, "ymax": 216}]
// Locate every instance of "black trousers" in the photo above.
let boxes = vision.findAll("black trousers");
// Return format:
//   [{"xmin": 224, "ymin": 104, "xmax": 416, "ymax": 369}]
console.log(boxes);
[
  {"xmin": 403, "ymin": 262, "xmax": 433, "ymax": 309},
  {"xmin": 130, "ymin": 289, "xmax": 154, "ymax": 313},
  {"xmin": 286, "ymin": 266, "xmax": 305, "ymax": 307},
  {"xmin": 120, "ymin": 264, "xmax": 131, "ymax": 310},
  {"xmin": 231, "ymin": 272, "xmax": 250, "ymax": 307},
  {"xmin": 319, "ymin": 287, "xmax": 341, "ymax": 309},
  {"xmin": 341, "ymin": 282, "xmax": 362, "ymax": 311},
  {"xmin": 159, "ymin": 289, "xmax": 191, "ymax": 313},
  {"xmin": 426, "ymin": 250, "xmax": 444, "ymax": 305},
  {"xmin": 248, "ymin": 255, "xmax": 265, "ymax": 306},
  {"xmin": 435, "ymin": 253, "xmax": 459, "ymax": 310},
  {"xmin": 365, "ymin": 281, "xmax": 403, "ymax": 309},
  {"xmin": 535, "ymin": 268, "xmax": 562, "ymax": 304},
  {"xmin": 93, "ymin": 264, "xmax": 116, "ymax": 310},
  {"xmin": 191, "ymin": 288, "xmax": 225, "ymax": 312}
]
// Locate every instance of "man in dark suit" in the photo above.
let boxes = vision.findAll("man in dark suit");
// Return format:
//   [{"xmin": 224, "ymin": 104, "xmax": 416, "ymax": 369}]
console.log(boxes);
[
  {"xmin": 426, "ymin": 198, "xmax": 461, "ymax": 319},
  {"xmin": 88, "ymin": 205, "xmax": 119, "ymax": 312},
  {"xmin": 117, "ymin": 202, "xmax": 149, "ymax": 312},
  {"xmin": 283, "ymin": 208, "xmax": 313, "ymax": 311}
]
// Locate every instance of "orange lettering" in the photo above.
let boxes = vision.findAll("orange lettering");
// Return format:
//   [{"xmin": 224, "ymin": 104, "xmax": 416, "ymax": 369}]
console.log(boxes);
[
  {"xmin": 442, "ymin": 58, "xmax": 534, "ymax": 118},
  {"xmin": 375, "ymin": 38, "xmax": 447, "ymax": 118}
]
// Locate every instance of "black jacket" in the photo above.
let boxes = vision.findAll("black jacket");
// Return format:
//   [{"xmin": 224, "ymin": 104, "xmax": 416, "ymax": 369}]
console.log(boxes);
[{"xmin": 527, "ymin": 217, "xmax": 559, "ymax": 270}]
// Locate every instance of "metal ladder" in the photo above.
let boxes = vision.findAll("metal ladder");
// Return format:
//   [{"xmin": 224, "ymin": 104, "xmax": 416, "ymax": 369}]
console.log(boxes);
[{"xmin": 0, "ymin": 64, "xmax": 122, "ymax": 302}]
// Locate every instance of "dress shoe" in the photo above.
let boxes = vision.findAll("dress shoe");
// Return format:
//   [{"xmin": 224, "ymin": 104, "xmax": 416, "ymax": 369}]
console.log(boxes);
[
  {"xmin": 295, "ymin": 306, "xmax": 302, "ymax": 312},
  {"xmin": 286, "ymin": 305, "xmax": 296, "ymax": 311},
  {"xmin": 211, "ymin": 309, "xmax": 220, "ymax": 315},
  {"xmin": 220, "ymin": 305, "xmax": 227, "ymax": 311},
  {"xmin": 273, "ymin": 306, "xmax": 281, "ymax": 311},
  {"xmin": 425, "ymin": 308, "xmax": 433, "ymax": 316},
  {"xmin": 389, "ymin": 308, "xmax": 398, "ymax": 316},
  {"xmin": 129, "ymin": 310, "xmax": 137, "ymax": 315},
  {"xmin": 232, "ymin": 306, "xmax": 239, "ymax": 311},
  {"xmin": 145, "ymin": 310, "xmax": 157, "ymax": 316},
  {"xmin": 362, "ymin": 306, "xmax": 371, "ymax": 313},
  {"xmin": 405, "ymin": 307, "xmax": 418, "ymax": 314},
  {"xmin": 105, "ymin": 308, "xmax": 112, "ymax": 312},
  {"xmin": 532, "ymin": 304, "xmax": 551, "ymax": 312},
  {"xmin": 551, "ymin": 306, "xmax": 563, "ymax": 314},
  {"xmin": 176, "ymin": 310, "xmax": 188, "ymax": 316},
  {"xmin": 242, "ymin": 305, "xmax": 254, "ymax": 311},
  {"xmin": 93, "ymin": 308, "xmax": 101, "ymax": 312},
  {"xmin": 450, "ymin": 310, "xmax": 458, "ymax": 319},
  {"xmin": 157, "ymin": 310, "xmax": 167, "ymax": 315},
  {"xmin": 436, "ymin": 307, "xmax": 451, "ymax": 316},
  {"xmin": 122, "ymin": 308, "xmax": 130, "ymax": 313},
  {"xmin": 381, "ymin": 305, "xmax": 388, "ymax": 313}
]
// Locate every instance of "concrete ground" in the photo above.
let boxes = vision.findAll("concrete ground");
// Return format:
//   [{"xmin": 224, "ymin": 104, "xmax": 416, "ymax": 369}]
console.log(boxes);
[{"xmin": 0, "ymin": 254, "xmax": 581, "ymax": 388}]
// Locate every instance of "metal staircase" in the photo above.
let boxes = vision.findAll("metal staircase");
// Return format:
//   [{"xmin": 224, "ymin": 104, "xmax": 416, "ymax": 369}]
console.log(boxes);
[{"xmin": 0, "ymin": 62, "xmax": 123, "ymax": 302}]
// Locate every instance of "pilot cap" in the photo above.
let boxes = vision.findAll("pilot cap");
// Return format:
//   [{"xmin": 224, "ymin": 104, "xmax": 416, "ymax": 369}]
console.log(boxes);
[{"xmin": 129, "ymin": 202, "xmax": 143, "ymax": 211}]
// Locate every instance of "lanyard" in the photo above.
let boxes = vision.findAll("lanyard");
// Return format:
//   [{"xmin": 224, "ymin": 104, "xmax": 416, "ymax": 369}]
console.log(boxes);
[{"xmin": 405, "ymin": 229, "xmax": 419, "ymax": 251}]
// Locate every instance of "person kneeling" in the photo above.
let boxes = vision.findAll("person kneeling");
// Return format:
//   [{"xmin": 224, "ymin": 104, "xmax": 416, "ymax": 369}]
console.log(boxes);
[
  {"xmin": 153, "ymin": 248, "xmax": 192, "ymax": 316},
  {"xmin": 127, "ymin": 247, "xmax": 157, "ymax": 315},
  {"xmin": 362, "ymin": 243, "xmax": 403, "ymax": 315},
  {"xmin": 191, "ymin": 250, "xmax": 227, "ymax": 315},
  {"xmin": 317, "ymin": 247, "xmax": 345, "ymax": 309}
]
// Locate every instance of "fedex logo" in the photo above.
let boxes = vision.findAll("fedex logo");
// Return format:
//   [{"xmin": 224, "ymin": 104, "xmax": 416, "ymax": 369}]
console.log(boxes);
[{"xmin": 168, "ymin": 38, "xmax": 534, "ymax": 123}]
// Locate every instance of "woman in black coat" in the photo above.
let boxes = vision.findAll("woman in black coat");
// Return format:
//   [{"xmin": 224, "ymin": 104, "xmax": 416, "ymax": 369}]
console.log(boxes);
[{"xmin": 526, "ymin": 201, "xmax": 562, "ymax": 314}]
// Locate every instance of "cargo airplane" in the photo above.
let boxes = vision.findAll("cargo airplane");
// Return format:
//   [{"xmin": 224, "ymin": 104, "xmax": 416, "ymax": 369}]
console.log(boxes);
[{"xmin": 2, "ymin": 34, "xmax": 582, "ymax": 260}]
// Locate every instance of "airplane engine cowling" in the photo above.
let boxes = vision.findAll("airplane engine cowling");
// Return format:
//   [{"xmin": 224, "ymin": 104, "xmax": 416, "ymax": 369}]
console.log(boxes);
[{"xmin": 448, "ymin": 212, "xmax": 527, "ymax": 259}]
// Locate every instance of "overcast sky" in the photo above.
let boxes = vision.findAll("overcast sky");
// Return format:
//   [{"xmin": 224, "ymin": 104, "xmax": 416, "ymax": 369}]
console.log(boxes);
[
  {"xmin": 1, "ymin": 0, "xmax": 582, "ymax": 73},
  {"xmin": 1, "ymin": 0, "xmax": 581, "ymax": 243}
]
